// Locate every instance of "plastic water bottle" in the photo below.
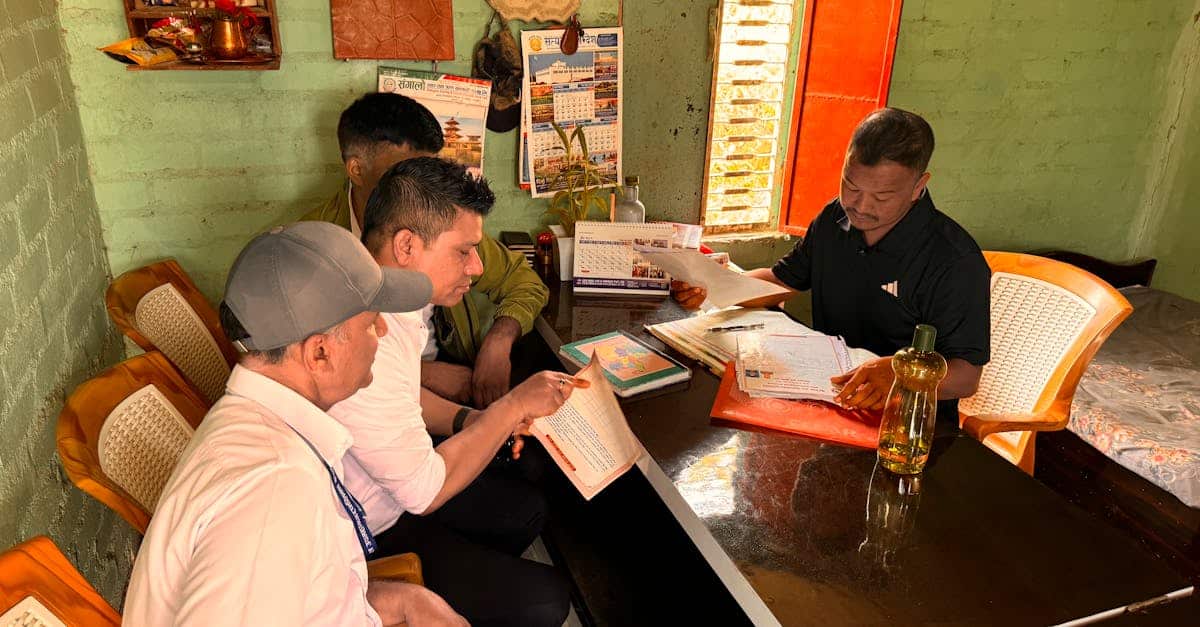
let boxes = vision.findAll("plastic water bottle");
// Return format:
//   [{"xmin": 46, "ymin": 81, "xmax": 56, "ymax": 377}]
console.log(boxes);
[
  {"xmin": 613, "ymin": 175, "xmax": 646, "ymax": 223},
  {"xmin": 877, "ymin": 324, "xmax": 947, "ymax": 474}
]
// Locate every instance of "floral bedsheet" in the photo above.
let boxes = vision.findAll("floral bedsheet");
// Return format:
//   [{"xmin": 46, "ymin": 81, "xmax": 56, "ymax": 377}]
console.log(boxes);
[{"xmin": 1068, "ymin": 287, "xmax": 1200, "ymax": 508}]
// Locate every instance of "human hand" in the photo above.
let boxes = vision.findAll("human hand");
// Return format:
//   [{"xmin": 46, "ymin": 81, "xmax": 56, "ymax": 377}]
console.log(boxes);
[
  {"xmin": 504, "ymin": 370, "xmax": 590, "ymax": 423},
  {"xmin": 421, "ymin": 361, "xmax": 474, "ymax": 405},
  {"xmin": 831, "ymin": 357, "xmax": 895, "ymax": 413},
  {"xmin": 367, "ymin": 580, "xmax": 468, "ymax": 627},
  {"xmin": 670, "ymin": 280, "xmax": 707, "ymax": 310},
  {"xmin": 510, "ymin": 419, "xmax": 533, "ymax": 459},
  {"xmin": 471, "ymin": 342, "xmax": 512, "ymax": 409}
]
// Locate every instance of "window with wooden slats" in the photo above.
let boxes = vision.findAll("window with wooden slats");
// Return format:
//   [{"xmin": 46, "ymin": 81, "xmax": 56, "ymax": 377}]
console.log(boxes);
[{"xmin": 702, "ymin": 0, "xmax": 798, "ymax": 232}]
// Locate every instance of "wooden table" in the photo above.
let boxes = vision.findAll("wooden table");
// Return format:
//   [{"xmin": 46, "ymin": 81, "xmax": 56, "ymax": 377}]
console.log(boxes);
[{"xmin": 525, "ymin": 277, "xmax": 1194, "ymax": 626}]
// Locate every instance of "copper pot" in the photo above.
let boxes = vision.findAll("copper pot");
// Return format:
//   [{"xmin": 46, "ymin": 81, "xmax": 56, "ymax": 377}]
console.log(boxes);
[{"xmin": 209, "ymin": 16, "xmax": 247, "ymax": 60}]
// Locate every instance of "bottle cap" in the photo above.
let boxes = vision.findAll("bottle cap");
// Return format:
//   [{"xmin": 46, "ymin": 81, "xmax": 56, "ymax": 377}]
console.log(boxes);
[
  {"xmin": 624, "ymin": 175, "xmax": 639, "ymax": 186},
  {"xmin": 912, "ymin": 324, "xmax": 937, "ymax": 352}
]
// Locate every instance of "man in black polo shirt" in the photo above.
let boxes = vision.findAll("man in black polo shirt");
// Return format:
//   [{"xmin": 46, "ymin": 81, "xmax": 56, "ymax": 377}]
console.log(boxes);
[{"xmin": 674, "ymin": 108, "xmax": 989, "ymax": 417}]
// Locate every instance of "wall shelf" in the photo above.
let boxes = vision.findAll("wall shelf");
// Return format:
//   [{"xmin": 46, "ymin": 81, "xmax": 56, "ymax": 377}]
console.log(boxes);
[{"xmin": 122, "ymin": 1, "xmax": 282, "ymax": 71}]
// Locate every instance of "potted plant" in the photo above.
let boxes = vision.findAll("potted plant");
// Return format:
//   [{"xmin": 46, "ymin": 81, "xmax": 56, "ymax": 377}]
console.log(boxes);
[{"xmin": 544, "ymin": 122, "xmax": 608, "ymax": 280}]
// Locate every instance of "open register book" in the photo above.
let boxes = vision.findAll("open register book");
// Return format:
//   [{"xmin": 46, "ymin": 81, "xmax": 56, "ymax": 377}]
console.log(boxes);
[{"xmin": 532, "ymin": 355, "xmax": 643, "ymax": 500}]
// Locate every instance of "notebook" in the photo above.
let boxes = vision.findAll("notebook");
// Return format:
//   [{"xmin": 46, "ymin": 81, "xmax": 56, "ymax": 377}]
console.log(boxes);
[
  {"xmin": 559, "ymin": 331, "xmax": 692, "ymax": 397},
  {"xmin": 572, "ymin": 221, "xmax": 674, "ymax": 296}
]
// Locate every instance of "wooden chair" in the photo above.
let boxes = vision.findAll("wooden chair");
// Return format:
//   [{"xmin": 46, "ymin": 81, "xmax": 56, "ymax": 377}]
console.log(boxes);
[
  {"xmin": 0, "ymin": 536, "xmax": 121, "ymax": 626},
  {"xmin": 106, "ymin": 259, "xmax": 239, "ymax": 403},
  {"xmin": 958, "ymin": 252, "xmax": 1133, "ymax": 474},
  {"xmin": 56, "ymin": 351, "xmax": 208, "ymax": 533}
]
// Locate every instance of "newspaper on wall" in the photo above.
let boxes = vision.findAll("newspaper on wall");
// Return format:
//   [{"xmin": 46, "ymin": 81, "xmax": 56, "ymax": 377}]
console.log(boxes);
[
  {"xmin": 378, "ymin": 67, "xmax": 491, "ymax": 177},
  {"xmin": 520, "ymin": 27, "xmax": 622, "ymax": 198}
]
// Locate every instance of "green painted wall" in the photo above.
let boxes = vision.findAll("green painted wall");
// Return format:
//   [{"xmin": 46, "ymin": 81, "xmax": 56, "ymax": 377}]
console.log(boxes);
[
  {"xmin": 60, "ymin": 0, "xmax": 732, "ymax": 301},
  {"xmin": 0, "ymin": 0, "xmax": 136, "ymax": 608},
  {"xmin": 1133, "ymin": 3, "xmax": 1200, "ymax": 300},
  {"xmin": 888, "ymin": 0, "xmax": 1195, "ymax": 259}
]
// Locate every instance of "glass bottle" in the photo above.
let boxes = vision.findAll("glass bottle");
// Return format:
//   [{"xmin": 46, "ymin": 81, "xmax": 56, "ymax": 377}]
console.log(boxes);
[
  {"xmin": 612, "ymin": 175, "xmax": 646, "ymax": 223},
  {"xmin": 877, "ymin": 324, "xmax": 947, "ymax": 474}
]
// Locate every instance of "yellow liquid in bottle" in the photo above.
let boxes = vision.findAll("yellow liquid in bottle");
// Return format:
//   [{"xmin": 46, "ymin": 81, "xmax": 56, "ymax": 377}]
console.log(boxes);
[{"xmin": 876, "ymin": 337, "xmax": 947, "ymax": 475}]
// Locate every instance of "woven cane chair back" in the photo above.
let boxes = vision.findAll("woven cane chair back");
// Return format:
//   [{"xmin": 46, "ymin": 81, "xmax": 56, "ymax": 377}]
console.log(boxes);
[
  {"xmin": 56, "ymin": 351, "xmax": 208, "ymax": 533},
  {"xmin": 959, "ymin": 252, "xmax": 1131, "ymax": 473},
  {"xmin": 0, "ymin": 537, "xmax": 120, "ymax": 626},
  {"xmin": 107, "ymin": 259, "xmax": 237, "ymax": 404}
]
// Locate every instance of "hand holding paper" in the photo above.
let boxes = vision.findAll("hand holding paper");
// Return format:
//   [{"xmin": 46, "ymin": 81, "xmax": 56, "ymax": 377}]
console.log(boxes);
[{"xmin": 639, "ymin": 248, "xmax": 791, "ymax": 308}]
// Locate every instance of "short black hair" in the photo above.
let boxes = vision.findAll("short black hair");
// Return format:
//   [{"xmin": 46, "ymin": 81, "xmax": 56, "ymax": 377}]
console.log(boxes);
[
  {"xmin": 337, "ymin": 93, "xmax": 445, "ymax": 163},
  {"xmin": 848, "ymin": 108, "xmax": 935, "ymax": 173},
  {"xmin": 363, "ymin": 157, "xmax": 495, "ymax": 253},
  {"xmin": 218, "ymin": 301, "xmax": 287, "ymax": 364}
]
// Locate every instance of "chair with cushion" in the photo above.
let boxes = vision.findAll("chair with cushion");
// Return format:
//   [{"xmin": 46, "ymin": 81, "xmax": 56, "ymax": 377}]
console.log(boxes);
[
  {"xmin": 0, "ymin": 536, "xmax": 121, "ymax": 626},
  {"xmin": 106, "ymin": 259, "xmax": 239, "ymax": 403},
  {"xmin": 56, "ymin": 351, "xmax": 208, "ymax": 533},
  {"xmin": 958, "ymin": 251, "xmax": 1133, "ymax": 474}
]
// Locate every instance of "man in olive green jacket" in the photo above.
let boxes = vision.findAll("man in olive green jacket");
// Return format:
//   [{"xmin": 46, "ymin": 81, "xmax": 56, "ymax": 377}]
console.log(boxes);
[{"xmin": 302, "ymin": 93, "xmax": 548, "ymax": 407}]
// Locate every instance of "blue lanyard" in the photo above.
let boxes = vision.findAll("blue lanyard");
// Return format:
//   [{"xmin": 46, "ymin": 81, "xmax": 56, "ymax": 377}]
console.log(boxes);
[{"xmin": 288, "ymin": 427, "xmax": 377, "ymax": 559}]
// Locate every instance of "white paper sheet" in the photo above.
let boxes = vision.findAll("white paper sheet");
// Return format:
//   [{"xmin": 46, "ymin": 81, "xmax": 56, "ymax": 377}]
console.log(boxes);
[{"xmin": 635, "ymin": 248, "xmax": 791, "ymax": 308}]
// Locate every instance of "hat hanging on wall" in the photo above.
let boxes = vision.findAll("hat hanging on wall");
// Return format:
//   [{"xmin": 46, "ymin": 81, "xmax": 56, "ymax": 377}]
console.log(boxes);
[
  {"xmin": 485, "ymin": 0, "xmax": 580, "ymax": 23},
  {"xmin": 473, "ymin": 11, "xmax": 524, "ymax": 132}
]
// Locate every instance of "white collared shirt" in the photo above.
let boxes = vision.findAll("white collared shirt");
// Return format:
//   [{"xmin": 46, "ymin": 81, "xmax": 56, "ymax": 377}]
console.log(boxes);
[
  {"xmin": 124, "ymin": 366, "xmax": 382, "ymax": 627},
  {"xmin": 331, "ymin": 310, "xmax": 447, "ymax": 531}
]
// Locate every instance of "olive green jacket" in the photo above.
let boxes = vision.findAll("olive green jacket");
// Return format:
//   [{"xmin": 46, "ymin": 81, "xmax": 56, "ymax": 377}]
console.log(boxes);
[{"xmin": 300, "ymin": 183, "xmax": 549, "ymax": 363}]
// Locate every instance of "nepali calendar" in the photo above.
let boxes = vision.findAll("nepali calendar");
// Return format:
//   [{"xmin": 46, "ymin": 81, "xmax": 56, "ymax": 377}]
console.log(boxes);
[
  {"xmin": 520, "ymin": 27, "xmax": 623, "ymax": 198},
  {"xmin": 378, "ymin": 67, "xmax": 491, "ymax": 177}
]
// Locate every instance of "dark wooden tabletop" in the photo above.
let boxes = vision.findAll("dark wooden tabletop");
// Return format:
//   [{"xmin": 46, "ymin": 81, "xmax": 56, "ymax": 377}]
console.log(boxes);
[{"xmin": 531, "ymin": 275, "xmax": 1193, "ymax": 626}]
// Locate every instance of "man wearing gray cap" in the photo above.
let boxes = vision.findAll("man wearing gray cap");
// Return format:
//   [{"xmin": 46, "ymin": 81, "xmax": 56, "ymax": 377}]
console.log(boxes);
[{"xmin": 124, "ymin": 222, "xmax": 487, "ymax": 625}]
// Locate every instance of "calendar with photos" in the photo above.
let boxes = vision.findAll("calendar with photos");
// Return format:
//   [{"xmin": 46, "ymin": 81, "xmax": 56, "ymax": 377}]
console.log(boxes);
[
  {"xmin": 520, "ymin": 27, "xmax": 623, "ymax": 198},
  {"xmin": 572, "ymin": 221, "xmax": 673, "ymax": 296}
]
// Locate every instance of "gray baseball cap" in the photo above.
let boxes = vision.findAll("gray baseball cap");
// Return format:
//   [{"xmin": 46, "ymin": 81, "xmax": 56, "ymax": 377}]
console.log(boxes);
[{"xmin": 224, "ymin": 221, "xmax": 432, "ymax": 351}]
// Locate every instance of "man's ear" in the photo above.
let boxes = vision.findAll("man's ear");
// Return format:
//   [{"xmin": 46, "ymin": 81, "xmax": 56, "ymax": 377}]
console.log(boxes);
[
  {"xmin": 346, "ymin": 156, "xmax": 366, "ymax": 188},
  {"xmin": 299, "ymin": 333, "xmax": 331, "ymax": 373},
  {"xmin": 391, "ymin": 229, "xmax": 418, "ymax": 267},
  {"xmin": 912, "ymin": 172, "xmax": 931, "ymax": 202}
]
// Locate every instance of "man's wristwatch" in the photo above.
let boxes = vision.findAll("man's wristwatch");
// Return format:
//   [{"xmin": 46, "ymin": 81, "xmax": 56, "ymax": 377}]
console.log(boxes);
[{"xmin": 452, "ymin": 406, "xmax": 471, "ymax": 434}]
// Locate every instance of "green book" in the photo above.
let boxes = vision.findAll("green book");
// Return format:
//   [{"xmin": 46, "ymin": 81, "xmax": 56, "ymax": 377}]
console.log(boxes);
[{"xmin": 559, "ymin": 331, "xmax": 692, "ymax": 398}]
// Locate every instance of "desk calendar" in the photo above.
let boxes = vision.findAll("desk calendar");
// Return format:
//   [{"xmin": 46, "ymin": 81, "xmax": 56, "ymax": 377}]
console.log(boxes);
[{"xmin": 572, "ymin": 221, "xmax": 673, "ymax": 296}]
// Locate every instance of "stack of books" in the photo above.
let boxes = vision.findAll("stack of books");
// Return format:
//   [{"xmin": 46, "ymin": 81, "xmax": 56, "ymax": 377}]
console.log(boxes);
[{"xmin": 499, "ymin": 231, "xmax": 536, "ymax": 267}]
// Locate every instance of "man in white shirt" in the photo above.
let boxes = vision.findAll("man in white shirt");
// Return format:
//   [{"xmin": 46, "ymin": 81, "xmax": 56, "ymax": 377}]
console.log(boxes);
[
  {"xmin": 332, "ymin": 157, "xmax": 580, "ymax": 626},
  {"xmin": 125, "ymin": 222, "xmax": 578, "ymax": 625}
]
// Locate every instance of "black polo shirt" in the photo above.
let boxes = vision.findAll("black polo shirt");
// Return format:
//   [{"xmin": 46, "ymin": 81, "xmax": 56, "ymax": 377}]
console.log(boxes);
[{"xmin": 772, "ymin": 191, "xmax": 990, "ymax": 417}]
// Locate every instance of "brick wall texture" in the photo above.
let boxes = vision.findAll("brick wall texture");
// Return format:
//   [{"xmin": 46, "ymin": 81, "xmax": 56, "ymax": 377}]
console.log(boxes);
[{"xmin": 0, "ymin": 0, "xmax": 137, "ymax": 608}]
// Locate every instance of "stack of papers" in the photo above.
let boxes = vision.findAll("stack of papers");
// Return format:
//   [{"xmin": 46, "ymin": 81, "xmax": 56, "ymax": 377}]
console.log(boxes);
[
  {"xmin": 646, "ymin": 307, "xmax": 878, "ymax": 378},
  {"xmin": 736, "ymin": 334, "xmax": 852, "ymax": 402},
  {"xmin": 645, "ymin": 308, "xmax": 807, "ymax": 376}
]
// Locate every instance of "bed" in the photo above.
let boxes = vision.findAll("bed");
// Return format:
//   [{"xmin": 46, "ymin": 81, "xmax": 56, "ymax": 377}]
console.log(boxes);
[{"xmin": 1029, "ymin": 252, "xmax": 1200, "ymax": 578}]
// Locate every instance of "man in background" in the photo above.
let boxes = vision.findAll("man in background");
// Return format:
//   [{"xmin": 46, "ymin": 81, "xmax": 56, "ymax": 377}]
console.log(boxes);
[{"xmin": 303, "ymin": 92, "xmax": 548, "ymax": 408}]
